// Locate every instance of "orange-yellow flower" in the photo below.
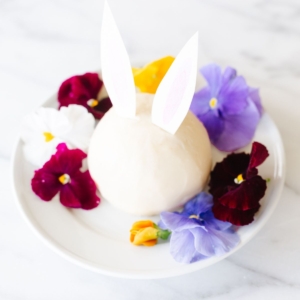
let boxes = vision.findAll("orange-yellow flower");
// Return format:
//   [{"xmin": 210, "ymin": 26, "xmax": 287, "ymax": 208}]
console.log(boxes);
[
  {"xmin": 132, "ymin": 56, "xmax": 175, "ymax": 94},
  {"xmin": 130, "ymin": 220, "xmax": 158, "ymax": 246}
]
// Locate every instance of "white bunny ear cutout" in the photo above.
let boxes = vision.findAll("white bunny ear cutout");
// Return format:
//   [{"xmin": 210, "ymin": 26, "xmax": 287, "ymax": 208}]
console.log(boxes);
[
  {"xmin": 151, "ymin": 33, "xmax": 199, "ymax": 134},
  {"xmin": 101, "ymin": 2, "xmax": 136, "ymax": 118}
]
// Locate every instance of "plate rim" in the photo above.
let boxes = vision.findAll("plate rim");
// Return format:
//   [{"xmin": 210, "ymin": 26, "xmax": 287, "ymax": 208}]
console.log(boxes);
[{"xmin": 11, "ymin": 95, "xmax": 286, "ymax": 279}]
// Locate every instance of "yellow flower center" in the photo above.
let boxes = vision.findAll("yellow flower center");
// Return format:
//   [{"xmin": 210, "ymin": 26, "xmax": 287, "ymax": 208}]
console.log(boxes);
[
  {"xmin": 209, "ymin": 98, "xmax": 218, "ymax": 109},
  {"xmin": 58, "ymin": 174, "xmax": 71, "ymax": 185},
  {"xmin": 234, "ymin": 174, "xmax": 244, "ymax": 184},
  {"xmin": 189, "ymin": 214, "xmax": 199, "ymax": 219},
  {"xmin": 87, "ymin": 99, "xmax": 99, "ymax": 108},
  {"xmin": 43, "ymin": 132, "xmax": 54, "ymax": 142}
]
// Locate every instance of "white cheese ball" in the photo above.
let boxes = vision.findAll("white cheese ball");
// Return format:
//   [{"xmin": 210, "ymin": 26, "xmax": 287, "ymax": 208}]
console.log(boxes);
[{"xmin": 88, "ymin": 93, "xmax": 212, "ymax": 216}]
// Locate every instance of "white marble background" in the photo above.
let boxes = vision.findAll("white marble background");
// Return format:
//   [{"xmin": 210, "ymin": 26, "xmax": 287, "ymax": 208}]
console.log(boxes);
[{"xmin": 1, "ymin": 0, "xmax": 300, "ymax": 299}]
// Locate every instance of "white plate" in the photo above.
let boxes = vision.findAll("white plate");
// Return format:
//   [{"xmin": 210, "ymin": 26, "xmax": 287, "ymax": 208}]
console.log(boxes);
[{"xmin": 11, "ymin": 94, "xmax": 285, "ymax": 279}]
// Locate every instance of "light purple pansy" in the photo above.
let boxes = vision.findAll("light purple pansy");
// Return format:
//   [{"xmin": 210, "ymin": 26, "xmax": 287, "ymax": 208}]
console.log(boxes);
[
  {"xmin": 190, "ymin": 64, "xmax": 262, "ymax": 152},
  {"xmin": 160, "ymin": 192, "xmax": 239, "ymax": 264}
]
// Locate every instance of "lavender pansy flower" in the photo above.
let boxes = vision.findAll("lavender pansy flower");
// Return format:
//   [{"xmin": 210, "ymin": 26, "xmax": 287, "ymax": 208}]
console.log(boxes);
[
  {"xmin": 190, "ymin": 64, "xmax": 262, "ymax": 152},
  {"xmin": 160, "ymin": 192, "xmax": 239, "ymax": 264}
]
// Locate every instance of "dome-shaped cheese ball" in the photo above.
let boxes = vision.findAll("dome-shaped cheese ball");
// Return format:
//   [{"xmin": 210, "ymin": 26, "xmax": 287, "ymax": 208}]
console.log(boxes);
[{"xmin": 88, "ymin": 93, "xmax": 212, "ymax": 216}]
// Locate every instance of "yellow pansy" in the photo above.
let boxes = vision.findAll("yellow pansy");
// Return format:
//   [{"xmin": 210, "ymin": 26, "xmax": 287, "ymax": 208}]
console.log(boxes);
[{"xmin": 132, "ymin": 56, "xmax": 175, "ymax": 94}]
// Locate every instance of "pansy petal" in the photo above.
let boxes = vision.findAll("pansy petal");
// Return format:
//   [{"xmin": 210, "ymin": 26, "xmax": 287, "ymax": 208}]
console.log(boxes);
[
  {"xmin": 191, "ymin": 225, "xmax": 239, "ymax": 257},
  {"xmin": 218, "ymin": 176, "xmax": 267, "ymax": 210},
  {"xmin": 218, "ymin": 75, "xmax": 248, "ymax": 115},
  {"xmin": 199, "ymin": 110, "xmax": 224, "ymax": 144},
  {"xmin": 200, "ymin": 64, "xmax": 222, "ymax": 96},
  {"xmin": 160, "ymin": 212, "xmax": 199, "ymax": 231},
  {"xmin": 183, "ymin": 192, "xmax": 213, "ymax": 216},
  {"xmin": 158, "ymin": 219, "xmax": 169, "ymax": 230},
  {"xmin": 190, "ymin": 87, "xmax": 211, "ymax": 116},
  {"xmin": 58, "ymin": 73, "xmax": 104, "ymax": 119},
  {"xmin": 222, "ymin": 67, "xmax": 237, "ymax": 85},
  {"xmin": 209, "ymin": 162, "xmax": 235, "ymax": 195},
  {"xmin": 209, "ymin": 152, "xmax": 250, "ymax": 196},
  {"xmin": 212, "ymin": 201, "xmax": 260, "ymax": 226},
  {"xmin": 66, "ymin": 171, "xmax": 100, "ymax": 210},
  {"xmin": 202, "ymin": 210, "xmax": 232, "ymax": 231},
  {"xmin": 208, "ymin": 227, "xmax": 240, "ymax": 256},
  {"xmin": 31, "ymin": 169, "xmax": 61, "ymax": 201},
  {"xmin": 58, "ymin": 73, "xmax": 102, "ymax": 106},
  {"xmin": 190, "ymin": 252, "xmax": 207, "ymax": 263},
  {"xmin": 23, "ymin": 139, "xmax": 60, "ymax": 167},
  {"xmin": 59, "ymin": 105, "xmax": 95, "ymax": 152},
  {"xmin": 213, "ymin": 99, "xmax": 260, "ymax": 152},
  {"xmin": 169, "ymin": 230, "xmax": 199, "ymax": 263},
  {"xmin": 249, "ymin": 87, "xmax": 263, "ymax": 117},
  {"xmin": 92, "ymin": 97, "xmax": 112, "ymax": 119},
  {"xmin": 133, "ymin": 56, "xmax": 175, "ymax": 94},
  {"xmin": 59, "ymin": 184, "xmax": 82, "ymax": 208},
  {"xmin": 190, "ymin": 227, "xmax": 215, "ymax": 257},
  {"xmin": 55, "ymin": 143, "xmax": 87, "ymax": 176},
  {"xmin": 222, "ymin": 152, "xmax": 250, "ymax": 177},
  {"xmin": 248, "ymin": 141, "xmax": 269, "ymax": 172}
]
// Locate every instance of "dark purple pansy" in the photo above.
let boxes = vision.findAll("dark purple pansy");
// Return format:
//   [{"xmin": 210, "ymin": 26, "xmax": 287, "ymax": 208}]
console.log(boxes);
[
  {"xmin": 209, "ymin": 142, "xmax": 269, "ymax": 226},
  {"xmin": 160, "ymin": 192, "xmax": 239, "ymax": 264},
  {"xmin": 58, "ymin": 72, "xmax": 112, "ymax": 119},
  {"xmin": 190, "ymin": 64, "xmax": 262, "ymax": 152},
  {"xmin": 31, "ymin": 143, "xmax": 100, "ymax": 210}
]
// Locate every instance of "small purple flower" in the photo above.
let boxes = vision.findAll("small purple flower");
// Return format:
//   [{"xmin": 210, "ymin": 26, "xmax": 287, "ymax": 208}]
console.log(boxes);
[
  {"xmin": 160, "ymin": 192, "xmax": 239, "ymax": 264},
  {"xmin": 190, "ymin": 64, "xmax": 262, "ymax": 152}
]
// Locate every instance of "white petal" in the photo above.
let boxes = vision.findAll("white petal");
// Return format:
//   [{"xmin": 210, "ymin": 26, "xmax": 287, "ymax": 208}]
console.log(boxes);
[
  {"xmin": 20, "ymin": 107, "xmax": 71, "ymax": 166},
  {"xmin": 23, "ymin": 139, "xmax": 59, "ymax": 166},
  {"xmin": 59, "ymin": 105, "xmax": 95, "ymax": 151},
  {"xmin": 39, "ymin": 108, "xmax": 71, "ymax": 136}
]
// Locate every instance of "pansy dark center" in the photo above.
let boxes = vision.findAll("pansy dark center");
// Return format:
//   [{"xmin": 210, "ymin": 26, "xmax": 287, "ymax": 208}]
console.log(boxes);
[
  {"xmin": 58, "ymin": 174, "xmax": 71, "ymax": 185},
  {"xmin": 87, "ymin": 99, "xmax": 99, "ymax": 108},
  {"xmin": 209, "ymin": 98, "xmax": 218, "ymax": 109},
  {"xmin": 234, "ymin": 174, "xmax": 244, "ymax": 184},
  {"xmin": 43, "ymin": 132, "xmax": 54, "ymax": 142},
  {"xmin": 189, "ymin": 214, "xmax": 199, "ymax": 219}
]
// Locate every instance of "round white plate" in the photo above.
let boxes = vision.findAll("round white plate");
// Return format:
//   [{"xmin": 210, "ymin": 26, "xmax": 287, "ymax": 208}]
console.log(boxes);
[{"xmin": 11, "ymin": 95, "xmax": 285, "ymax": 279}]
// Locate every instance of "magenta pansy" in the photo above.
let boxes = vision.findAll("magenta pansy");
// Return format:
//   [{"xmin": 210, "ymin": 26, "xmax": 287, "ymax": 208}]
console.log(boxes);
[
  {"xmin": 58, "ymin": 72, "xmax": 112, "ymax": 119},
  {"xmin": 31, "ymin": 143, "xmax": 100, "ymax": 210}
]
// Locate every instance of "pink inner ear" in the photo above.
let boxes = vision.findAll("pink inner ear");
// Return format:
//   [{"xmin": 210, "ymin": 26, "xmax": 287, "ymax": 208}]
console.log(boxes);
[{"xmin": 162, "ymin": 59, "xmax": 193, "ymax": 125}]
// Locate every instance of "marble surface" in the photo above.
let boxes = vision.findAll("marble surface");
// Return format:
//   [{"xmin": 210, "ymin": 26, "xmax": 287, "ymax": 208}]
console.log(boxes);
[{"xmin": 1, "ymin": 0, "xmax": 300, "ymax": 298}]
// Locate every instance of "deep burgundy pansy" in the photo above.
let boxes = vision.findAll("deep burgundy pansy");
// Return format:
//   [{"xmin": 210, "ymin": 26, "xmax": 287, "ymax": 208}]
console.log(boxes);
[
  {"xmin": 209, "ymin": 142, "xmax": 269, "ymax": 226},
  {"xmin": 31, "ymin": 143, "xmax": 100, "ymax": 210},
  {"xmin": 58, "ymin": 72, "xmax": 112, "ymax": 119}
]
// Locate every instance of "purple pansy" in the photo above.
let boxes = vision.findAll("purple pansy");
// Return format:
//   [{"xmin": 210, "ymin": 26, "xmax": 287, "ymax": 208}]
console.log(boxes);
[
  {"xmin": 31, "ymin": 143, "xmax": 100, "ymax": 210},
  {"xmin": 160, "ymin": 192, "xmax": 239, "ymax": 264},
  {"xmin": 190, "ymin": 64, "xmax": 262, "ymax": 152}
]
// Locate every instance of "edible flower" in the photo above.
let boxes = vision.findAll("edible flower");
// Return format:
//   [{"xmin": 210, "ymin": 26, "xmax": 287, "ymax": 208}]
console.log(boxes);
[
  {"xmin": 160, "ymin": 192, "xmax": 239, "ymax": 264},
  {"xmin": 58, "ymin": 72, "xmax": 112, "ymax": 119},
  {"xmin": 31, "ymin": 143, "xmax": 100, "ymax": 209},
  {"xmin": 20, "ymin": 105, "xmax": 95, "ymax": 167},
  {"xmin": 130, "ymin": 220, "xmax": 170, "ymax": 247},
  {"xmin": 209, "ymin": 141, "xmax": 269, "ymax": 226},
  {"xmin": 132, "ymin": 56, "xmax": 175, "ymax": 93},
  {"xmin": 190, "ymin": 64, "xmax": 262, "ymax": 152}
]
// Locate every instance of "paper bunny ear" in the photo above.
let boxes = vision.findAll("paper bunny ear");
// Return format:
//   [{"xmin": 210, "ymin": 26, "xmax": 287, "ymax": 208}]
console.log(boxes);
[
  {"xmin": 151, "ymin": 33, "xmax": 198, "ymax": 134},
  {"xmin": 101, "ymin": 2, "xmax": 136, "ymax": 118}
]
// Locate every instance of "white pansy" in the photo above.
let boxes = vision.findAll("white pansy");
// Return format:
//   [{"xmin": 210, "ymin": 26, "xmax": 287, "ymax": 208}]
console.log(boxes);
[{"xmin": 20, "ymin": 105, "xmax": 95, "ymax": 166}]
